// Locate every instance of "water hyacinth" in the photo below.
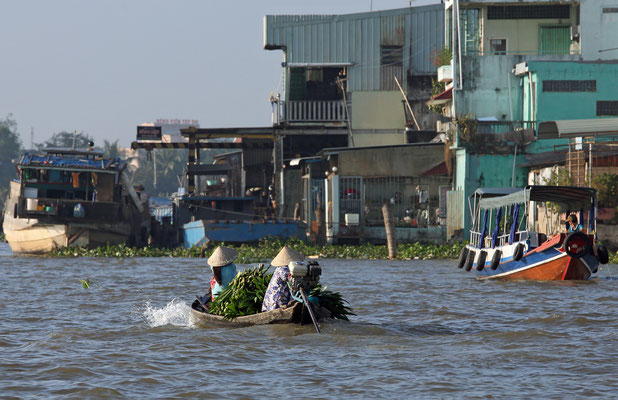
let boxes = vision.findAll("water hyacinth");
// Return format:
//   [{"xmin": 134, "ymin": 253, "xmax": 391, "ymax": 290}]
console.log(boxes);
[{"xmin": 50, "ymin": 238, "xmax": 467, "ymax": 261}]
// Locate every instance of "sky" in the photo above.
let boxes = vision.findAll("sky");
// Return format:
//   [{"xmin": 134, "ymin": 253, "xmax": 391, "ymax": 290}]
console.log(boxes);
[{"xmin": 0, "ymin": 0, "xmax": 439, "ymax": 148}]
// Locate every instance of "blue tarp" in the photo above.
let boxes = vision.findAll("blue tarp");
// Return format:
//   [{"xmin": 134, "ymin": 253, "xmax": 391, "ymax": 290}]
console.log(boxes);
[{"xmin": 18, "ymin": 153, "xmax": 124, "ymax": 171}]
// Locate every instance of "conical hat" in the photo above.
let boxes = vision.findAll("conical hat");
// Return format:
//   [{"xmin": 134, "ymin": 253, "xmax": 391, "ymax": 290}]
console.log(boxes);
[
  {"xmin": 270, "ymin": 246, "xmax": 304, "ymax": 267},
  {"xmin": 207, "ymin": 246, "xmax": 238, "ymax": 267}
]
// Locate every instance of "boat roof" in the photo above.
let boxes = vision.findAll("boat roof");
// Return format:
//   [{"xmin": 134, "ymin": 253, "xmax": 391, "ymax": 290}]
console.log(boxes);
[
  {"xmin": 479, "ymin": 185, "xmax": 596, "ymax": 209},
  {"xmin": 16, "ymin": 152, "xmax": 125, "ymax": 172}
]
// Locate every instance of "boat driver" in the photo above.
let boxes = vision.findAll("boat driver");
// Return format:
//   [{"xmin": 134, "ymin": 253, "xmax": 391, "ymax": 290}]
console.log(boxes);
[
  {"xmin": 261, "ymin": 246, "xmax": 304, "ymax": 312},
  {"xmin": 566, "ymin": 214, "xmax": 584, "ymax": 233}
]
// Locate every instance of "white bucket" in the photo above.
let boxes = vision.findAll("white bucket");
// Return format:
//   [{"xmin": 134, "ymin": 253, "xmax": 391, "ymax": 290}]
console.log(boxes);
[{"xmin": 26, "ymin": 198, "xmax": 38, "ymax": 211}]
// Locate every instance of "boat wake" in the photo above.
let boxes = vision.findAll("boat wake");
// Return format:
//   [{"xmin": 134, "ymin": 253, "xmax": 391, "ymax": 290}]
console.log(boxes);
[{"xmin": 143, "ymin": 298, "xmax": 194, "ymax": 328}]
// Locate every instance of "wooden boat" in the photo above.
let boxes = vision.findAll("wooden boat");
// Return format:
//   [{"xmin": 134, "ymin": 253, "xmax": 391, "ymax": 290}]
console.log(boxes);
[
  {"xmin": 190, "ymin": 300, "xmax": 330, "ymax": 328},
  {"xmin": 2, "ymin": 148, "xmax": 150, "ymax": 254},
  {"xmin": 457, "ymin": 185, "xmax": 608, "ymax": 281}
]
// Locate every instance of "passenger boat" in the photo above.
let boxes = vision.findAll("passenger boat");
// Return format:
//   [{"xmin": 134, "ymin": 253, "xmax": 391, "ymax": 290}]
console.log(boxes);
[
  {"xmin": 190, "ymin": 300, "xmax": 330, "ymax": 327},
  {"xmin": 2, "ymin": 148, "xmax": 150, "ymax": 254},
  {"xmin": 457, "ymin": 186, "xmax": 609, "ymax": 281}
]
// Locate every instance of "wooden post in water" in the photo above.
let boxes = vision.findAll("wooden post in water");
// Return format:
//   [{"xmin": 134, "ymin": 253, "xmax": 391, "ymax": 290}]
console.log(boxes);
[
  {"xmin": 382, "ymin": 202, "xmax": 397, "ymax": 259},
  {"xmin": 315, "ymin": 207, "xmax": 326, "ymax": 245}
]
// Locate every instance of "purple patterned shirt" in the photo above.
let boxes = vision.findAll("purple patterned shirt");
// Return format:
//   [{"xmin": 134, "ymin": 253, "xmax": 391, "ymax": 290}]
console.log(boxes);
[{"xmin": 261, "ymin": 266, "xmax": 291, "ymax": 312}]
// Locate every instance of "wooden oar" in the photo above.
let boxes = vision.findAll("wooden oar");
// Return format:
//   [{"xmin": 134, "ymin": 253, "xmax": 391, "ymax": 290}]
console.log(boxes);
[{"xmin": 299, "ymin": 287, "xmax": 321, "ymax": 334}]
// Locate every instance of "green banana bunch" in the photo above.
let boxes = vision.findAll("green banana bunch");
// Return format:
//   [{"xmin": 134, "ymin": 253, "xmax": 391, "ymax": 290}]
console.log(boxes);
[
  {"xmin": 309, "ymin": 284, "xmax": 355, "ymax": 321},
  {"xmin": 210, "ymin": 264, "xmax": 273, "ymax": 319}
]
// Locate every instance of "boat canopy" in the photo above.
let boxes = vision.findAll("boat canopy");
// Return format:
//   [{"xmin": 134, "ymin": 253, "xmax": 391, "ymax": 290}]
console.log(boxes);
[
  {"xmin": 17, "ymin": 153, "xmax": 125, "ymax": 172},
  {"xmin": 479, "ymin": 186, "xmax": 596, "ymax": 210}
]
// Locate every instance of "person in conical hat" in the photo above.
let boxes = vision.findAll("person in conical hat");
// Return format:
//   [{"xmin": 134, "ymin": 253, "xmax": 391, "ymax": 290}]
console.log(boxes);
[
  {"xmin": 194, "ymin": 246, "xmax": 238, "ymax": 310},
  {"xmin": 262, "ymin": 246, "xmax": 304, "ymax": 311}
]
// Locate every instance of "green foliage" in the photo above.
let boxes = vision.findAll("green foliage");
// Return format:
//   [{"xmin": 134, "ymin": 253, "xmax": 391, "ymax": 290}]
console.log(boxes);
[
  {"xmin": 103, "ymin": 139, "xmax": 121, "ymax": 159},
  {"xmin": 0, "ymin": 114, "xmax": 23, "ymax": 204},
  {"xmin": 36, "ymin": 131, "xmax": 95, "ymax": 150},
  {"xmin": 432, "ymin": 46, "xmax": 452, "ymax": 67},
  {"xmin": 592, "ymin": 173, "xmax": 618, "ymax": 208},
  {"xmin": 131, "ymin": 148, "xmax": 188, "ymax": 196},
  {"xmin": 310, "ymin": 284, "xmax": 355, "ymax": 321},
  {"xmin": 428, "ymin": 78, "xmax": 446, "ymax": 115},
  {"xmin": 455, "ymin": 113, "xmax": 478, "ymax": 144},
  {"xmin": 209, "ymin": 265, "xmax": 272, "ymax": 319},
  {"xmin": 81, "ymin": 279, "xmax": 93, "ymax": 289},
  {"xmin": 50, "ymin": 238, "xmax": 467, "ymax": 261},
  {"xmin": 542, "ymin": 167, "xmax": 573, "ymax": 187}
]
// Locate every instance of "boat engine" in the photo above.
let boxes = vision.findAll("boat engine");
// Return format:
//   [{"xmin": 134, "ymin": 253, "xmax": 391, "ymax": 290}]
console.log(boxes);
[{"xmin": 288, "ymin": 260, "xmax": 321, "ymax": 294}]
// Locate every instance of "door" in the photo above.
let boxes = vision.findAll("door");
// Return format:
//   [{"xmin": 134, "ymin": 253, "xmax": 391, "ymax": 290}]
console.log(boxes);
[{"xmin": 539, "ymin": 26, "xmax": 570, "ymax": 55}]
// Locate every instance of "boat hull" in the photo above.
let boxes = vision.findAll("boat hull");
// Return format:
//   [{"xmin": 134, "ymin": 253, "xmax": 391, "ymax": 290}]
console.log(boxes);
[
  {"xmin": 190, "ymin": 301, "xmax": 330, "ymax": 327},
  {"xmin": 3, "ymin": 223, "xmax": 131, "ymax": 255},
  {"xmin": 465, "ymin": 237, "xmax": 598, "ymax": 281},
  {"xmin": 181, "ymin": 219, "xmax": 302, "ymax": 247}
]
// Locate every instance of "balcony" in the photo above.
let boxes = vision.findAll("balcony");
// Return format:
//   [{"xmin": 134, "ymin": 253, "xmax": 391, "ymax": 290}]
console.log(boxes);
[{"xmin": 278, "ymin": 100, "xmax": 348, "ymax": 125}]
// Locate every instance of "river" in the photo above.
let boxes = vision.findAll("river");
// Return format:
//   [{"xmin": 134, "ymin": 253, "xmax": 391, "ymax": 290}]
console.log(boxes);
[{"xmin": 0, "ymin": 242, "xmax": 616, "ymax": 399}]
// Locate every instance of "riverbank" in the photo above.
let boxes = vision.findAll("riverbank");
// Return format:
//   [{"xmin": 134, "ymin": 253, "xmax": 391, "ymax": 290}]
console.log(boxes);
[{"xmin": 50, "ymin": 238, "xmax": 466, "ymax": 261}]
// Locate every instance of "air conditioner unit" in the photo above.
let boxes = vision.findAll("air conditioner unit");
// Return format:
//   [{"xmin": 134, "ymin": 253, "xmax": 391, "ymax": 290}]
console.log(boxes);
[{"xmin": 345, "ymin": 213, "xmax": 360, "ymax": 226}]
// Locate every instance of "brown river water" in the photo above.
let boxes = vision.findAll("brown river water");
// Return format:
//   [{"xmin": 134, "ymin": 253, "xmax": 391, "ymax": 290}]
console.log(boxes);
[{"xmin": 0, "ymin": 242, "xmax": 616, "ymax": 399}]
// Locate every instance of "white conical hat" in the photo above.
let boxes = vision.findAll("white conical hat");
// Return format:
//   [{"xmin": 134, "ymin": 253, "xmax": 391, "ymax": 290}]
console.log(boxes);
[
  {"xmin": 270, "ymin": 246, "xmax": 304, "ymax": 267},
  {"xmin": 207, "ymin": 246, "xmax": 238, "ymax": 267}
]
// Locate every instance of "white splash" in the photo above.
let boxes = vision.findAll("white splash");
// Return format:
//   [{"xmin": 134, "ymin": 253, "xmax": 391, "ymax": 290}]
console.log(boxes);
[{"xmin": 143, "ymin": 298, "xmax": 194, "ymax": 328}]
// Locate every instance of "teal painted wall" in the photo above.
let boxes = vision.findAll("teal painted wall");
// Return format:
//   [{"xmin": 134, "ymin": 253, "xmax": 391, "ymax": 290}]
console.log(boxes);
[
  {"xmin": 521, "ymin": 61, "xmax": 618, "ymax": 152},
  {"xmin": 525, "ymin": 61, "xmax": 618, "ymax": 123},
  {"xmin": 455, "ymin": 149, "xmax": 528, "ymax": 234}
]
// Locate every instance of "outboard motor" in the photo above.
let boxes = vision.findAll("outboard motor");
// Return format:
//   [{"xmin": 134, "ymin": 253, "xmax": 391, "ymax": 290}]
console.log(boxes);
[{"xmin": 288, "ymin": 260, "xmax": 321, "ymax": 294}]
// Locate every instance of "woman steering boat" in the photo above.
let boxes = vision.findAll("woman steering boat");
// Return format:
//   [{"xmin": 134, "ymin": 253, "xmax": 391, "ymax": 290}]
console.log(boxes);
[{"xmin": 456, "ymin": 185, "xmax": 609, "ymax": 281}]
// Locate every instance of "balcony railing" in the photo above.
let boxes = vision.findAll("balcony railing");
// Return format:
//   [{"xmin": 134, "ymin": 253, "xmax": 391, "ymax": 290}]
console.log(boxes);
[
  {"xmin": 280, "ymin": 100, "xmax": 348, "ymax": 124},
  {"xmin": 476, "ymin": 121, "xmax": 536, "ymax": 134}
]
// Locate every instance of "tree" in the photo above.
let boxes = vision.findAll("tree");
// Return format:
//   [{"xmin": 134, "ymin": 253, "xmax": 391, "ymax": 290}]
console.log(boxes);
[
  {"xmin": 103, "ymin": 139, "xmax": 121, "ymax": 158},
  {"xmin": 132, "ymin": 148, "xmax": 188, "ymax": 196},
  {"xmin": 36, "ymin": 131, "xmax": 96, "ymax": 150},
  {"xmin": 0, "ymin": 114, "xmax": 23, "ymax": 208}
]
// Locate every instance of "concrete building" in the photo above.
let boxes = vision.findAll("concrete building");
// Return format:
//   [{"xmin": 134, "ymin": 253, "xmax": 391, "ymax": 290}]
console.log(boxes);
[{"xmin": 432, "ymin": 1, "xmax": 618, "ymax": 237}]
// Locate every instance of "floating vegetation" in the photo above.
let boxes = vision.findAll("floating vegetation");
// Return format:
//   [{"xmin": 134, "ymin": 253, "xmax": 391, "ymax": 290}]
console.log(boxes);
[
  {"xmin": 51, "ymin": 238, "xmax": 466, "ymax": 261},
  {"xmin": 80, "ymin": 279, "xmax": 94, "ymax": 289}
]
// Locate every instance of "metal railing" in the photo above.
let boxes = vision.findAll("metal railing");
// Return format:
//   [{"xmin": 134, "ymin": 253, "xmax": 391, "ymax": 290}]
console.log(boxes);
[
  {"xmin": 281, "ymin": 100, "xmax": 348, "ymax": 123},
  {"xmin": 476, "ymin": 121, "xmax": 536, "ymax": 134}
]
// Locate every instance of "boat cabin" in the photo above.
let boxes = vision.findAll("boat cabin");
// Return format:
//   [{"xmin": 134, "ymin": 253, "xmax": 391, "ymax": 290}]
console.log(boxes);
[
  {"xmin": 469, "ymin": 185, "xmax": 597, "ymax": 252},
  {"xmin": 11, "ymin": 148, "xmax": 130, "ymax": 221}
]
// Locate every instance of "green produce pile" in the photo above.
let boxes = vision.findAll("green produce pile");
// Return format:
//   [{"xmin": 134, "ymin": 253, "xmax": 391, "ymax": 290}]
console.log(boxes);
[
  {"xmin": 207, "ymin": 264, "xmax": 355, "ymax": 322},
  {"xmin": 51, "ymin": 237, "xmax": 466, "ymax": 261},
  {"xmin": 209, "ymin": 264, "xmax": 272, "ymax": 319},
  {"xmin": 310, "ymin": 284, "xmax": 355, "ymax": 321}
]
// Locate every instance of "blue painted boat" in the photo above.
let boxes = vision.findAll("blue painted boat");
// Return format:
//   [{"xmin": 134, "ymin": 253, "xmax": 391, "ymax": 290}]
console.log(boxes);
[
  {"xmin": 180, "ymin": 219, "xmax": 302, "ymax": 247},
  {"xmin": 456, "ymin": 186, "xmax": 608, "ymax": 281}
]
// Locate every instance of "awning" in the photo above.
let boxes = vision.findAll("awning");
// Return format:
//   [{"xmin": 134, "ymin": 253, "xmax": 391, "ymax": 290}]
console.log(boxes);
[
  {"xmin": 537, "ymin": 118, "xmax": 618, "ymax": 139},
  {"xmin": 479, "ymin": 185, "xmax": 596, "ymax": 209},
  {"xmin": 426, "ymin": 87, "xmax": 452, "ymax": 106}
]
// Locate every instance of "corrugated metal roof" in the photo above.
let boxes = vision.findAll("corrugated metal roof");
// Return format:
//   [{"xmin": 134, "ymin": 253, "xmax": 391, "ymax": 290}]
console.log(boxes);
[
  {"xmin": 537, "ymin": 118, "xmax": 618, "ymax": 139},
  {"xmin": 264, "ymin": 5, "xmax": 444, "ymax": 90}
]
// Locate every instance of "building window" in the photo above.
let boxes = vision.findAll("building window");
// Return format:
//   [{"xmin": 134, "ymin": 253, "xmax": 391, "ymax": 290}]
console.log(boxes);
[
  {"xmin": 488, "ymin": 5, "xmax": 570, "ymax": 20},
  {"xmin": 381, "ymin": 45, "xmax": 403, "ymax": 67},
  {"xmin": 597, "ymin": 101, "xmax": 618, "ymax": 116},
  {"xmin": 460, "ymin": 8, "xmax": 480, "ymax": 55},
  {"xmin": 543, "ymin": 80, "xmax": 596, "ymax": 92},
  {"xmin": 489, "ymin": 39, "xmax": 507, "ymax": 55}
]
